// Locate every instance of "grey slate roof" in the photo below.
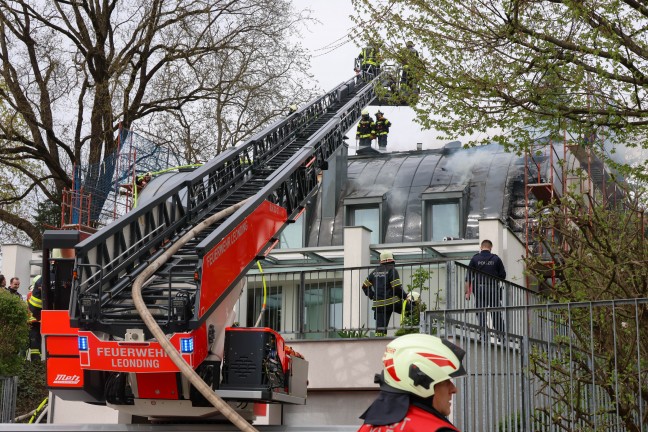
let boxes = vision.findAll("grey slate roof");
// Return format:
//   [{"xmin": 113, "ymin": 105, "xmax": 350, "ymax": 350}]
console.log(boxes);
[{"xmin": 307, "ymin": 143, "xmax": 529, "ymax": 246}]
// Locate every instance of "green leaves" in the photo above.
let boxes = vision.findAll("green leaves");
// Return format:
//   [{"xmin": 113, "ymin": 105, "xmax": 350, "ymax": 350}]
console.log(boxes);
[
  {"xmin": 352, "ymin": 0, "xmax": 648, "ymax": 169},
  {"xmin": 0, "ymin": 290, "xmax": 29, "ymax": 377}
]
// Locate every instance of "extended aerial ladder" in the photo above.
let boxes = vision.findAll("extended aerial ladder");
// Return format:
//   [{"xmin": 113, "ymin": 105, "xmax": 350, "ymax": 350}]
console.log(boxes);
[{"xmin": 39, "ymin": 72, "xmax": 382, "ymax": 421}]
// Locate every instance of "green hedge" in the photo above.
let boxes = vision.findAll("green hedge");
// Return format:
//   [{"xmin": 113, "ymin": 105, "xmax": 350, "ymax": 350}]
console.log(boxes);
[
  {"xmin": 0, "ymin": 290, "xmax": 29, "ymax": 376},
  {"xmin": 16, "ymin": 360, "xmax": 47, "ymax": 419}
]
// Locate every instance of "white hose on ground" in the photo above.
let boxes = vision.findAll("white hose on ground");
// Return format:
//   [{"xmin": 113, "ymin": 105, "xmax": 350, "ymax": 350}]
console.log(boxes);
[{"xmin": 132, "ymin": 198, "xmax": 258, "ymax": 432}]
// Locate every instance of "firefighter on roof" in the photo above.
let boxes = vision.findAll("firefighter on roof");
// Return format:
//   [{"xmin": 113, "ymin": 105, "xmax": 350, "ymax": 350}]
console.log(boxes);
[
  {"xmin": 28, "ymin": 275, "xmax": 43, "ymax": 361},
  {"xmin": 356, "ymin": 109, "xmax": 375, "ymax": 148},
  {"xmin": 374, "ymin": 110, "xmax": 391, "ymax": 149}
]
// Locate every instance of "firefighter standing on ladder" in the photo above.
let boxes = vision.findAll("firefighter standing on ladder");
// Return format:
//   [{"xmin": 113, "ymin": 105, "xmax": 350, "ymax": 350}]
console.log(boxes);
[{"xmin": 356, "ymin": 43, "xmax": 381, "ymax": 81}]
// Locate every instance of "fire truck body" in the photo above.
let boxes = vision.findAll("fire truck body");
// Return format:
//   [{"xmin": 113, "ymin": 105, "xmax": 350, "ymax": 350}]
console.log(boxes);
[{"xmin": 40, "ymin": 72, "xmax": 382, "ymax": 422}]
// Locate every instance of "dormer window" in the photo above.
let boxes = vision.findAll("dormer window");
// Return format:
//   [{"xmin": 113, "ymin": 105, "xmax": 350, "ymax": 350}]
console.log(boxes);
[
  {"xmin": 422, "ymin": 185, "xmax": 468, "ymax": 241},
  {"xmin": 344, "ymin": 195, "xmax": 384, "ymax": 244}
]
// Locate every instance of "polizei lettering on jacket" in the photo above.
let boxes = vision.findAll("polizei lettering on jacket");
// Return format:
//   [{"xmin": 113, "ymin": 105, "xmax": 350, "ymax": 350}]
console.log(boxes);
[{"xmin": 95, "ymin": 346, "xmax": 168, "ymax": 369}]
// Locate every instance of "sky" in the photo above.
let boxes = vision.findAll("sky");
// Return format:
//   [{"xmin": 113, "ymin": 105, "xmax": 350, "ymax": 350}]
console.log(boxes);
[
  {"xmin": 295, "ymin": 1, "xmax": 648, "ymax": 166},
  {"xmin": 295, "ymin": 0, "xmax": 455, "ymax": 154}
]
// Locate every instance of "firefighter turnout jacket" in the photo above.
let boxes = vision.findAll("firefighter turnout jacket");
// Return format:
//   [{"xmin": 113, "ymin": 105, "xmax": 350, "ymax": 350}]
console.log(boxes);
[
  {"xmin": 28, "ymin": 276, "xmax": 43, "ymax": 360},
  {"xmin": 362, "ymin": 263, "xmax": 405, "ymax": 309},
  {"xmin": 358, "ymin": 404, "xmax": 459, "ymax": 432},
  {"xmin": 358, "ymin": 46, "xmax": 380, "ymax": 68},
  {"xmin": 28, "ymin": 277, "xmax": 43, "ymax": 321},
  {"xmin": 375, "ymin": 116, "xmax": 391, "ymax": 136},
  {"xmin": 356, "ymin": 116, "xmax": 375, "ymax": 139},
  {"xmin": 358, "ymin": 385, "xmax": 460, "ymax": 432}
]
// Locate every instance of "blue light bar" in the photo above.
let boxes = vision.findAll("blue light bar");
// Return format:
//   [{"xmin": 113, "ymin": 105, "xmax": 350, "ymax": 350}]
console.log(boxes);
[
  {"xmin": 180, "ymin": 337, "xmax": 194, "ymax": 353},
  {"xmin": 78, "ymin": 336, "xmax": 89, "ymax": 351}
]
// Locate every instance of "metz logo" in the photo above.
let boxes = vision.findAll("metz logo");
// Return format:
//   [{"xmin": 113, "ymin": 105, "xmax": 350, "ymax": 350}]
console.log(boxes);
[{"xmin": 53, "ymin": 374, "xmax": 81, "ymax": 385}]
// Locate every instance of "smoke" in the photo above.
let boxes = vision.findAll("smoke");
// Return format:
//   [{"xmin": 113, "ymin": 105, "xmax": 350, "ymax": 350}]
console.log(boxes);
[{"xmin": 441, "ymin": 143, "xmax": 503, "ymax": 185}]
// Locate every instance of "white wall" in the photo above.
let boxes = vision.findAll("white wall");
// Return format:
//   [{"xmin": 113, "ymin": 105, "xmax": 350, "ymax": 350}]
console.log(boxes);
[
  {"xmin": 48, "ymin": 394, "xmax": 130, "ymax": 424},
  {"xmin": 1, "ymin": 243, "xmax": 33, "ymax": 297},
  {"xmin": 343, "ymin": 226, "xmax": 372, "ymax": 330}
]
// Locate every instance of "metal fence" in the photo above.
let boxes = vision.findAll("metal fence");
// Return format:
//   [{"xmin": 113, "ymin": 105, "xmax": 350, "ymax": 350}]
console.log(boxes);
[
  {"xmin": 426, "ymin": 298, "xmax": 648, "ymax": 432},
  {"xmin": 242, "ymin": 260, "xmax": 455, "ymax": 339},
  {"xmin": 0, "ymin": 376, "xmax": 17, "ymax": 423},
  {"xmin": 240, "ymin": 260, "xmax": 541, "ymax": 340}
]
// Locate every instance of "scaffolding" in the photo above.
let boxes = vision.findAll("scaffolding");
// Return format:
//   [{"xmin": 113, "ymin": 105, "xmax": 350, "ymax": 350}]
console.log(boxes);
[
  {"xmin": 60, "ymin": 125, "xmax": 189, "ymax": 231},
  {"xmin": 524, "ymin": 132, "xmax": 625, "ymax": 289},
  {"xmin": 524, "ymin": 139, "xmax": 564, "ymax": 289}
]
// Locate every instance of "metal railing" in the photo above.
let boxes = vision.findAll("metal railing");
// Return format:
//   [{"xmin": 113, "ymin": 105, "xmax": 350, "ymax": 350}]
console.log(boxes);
[
  {"xmin": 0, "ymin": 376, "xmax": 17, "ymax": 423},
  {"xmin": 239, "ymin": 260, "xmax": 542, "ymax": 339},
  {"xmin": 426, "ymin": 298, "xmax": 648, "ymax": 432}
]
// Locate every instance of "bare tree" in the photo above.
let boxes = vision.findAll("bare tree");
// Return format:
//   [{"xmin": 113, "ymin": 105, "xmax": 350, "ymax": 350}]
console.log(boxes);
[{"xmin": 0, "ymin": 0, "xmax": 315, "ymax": 247}]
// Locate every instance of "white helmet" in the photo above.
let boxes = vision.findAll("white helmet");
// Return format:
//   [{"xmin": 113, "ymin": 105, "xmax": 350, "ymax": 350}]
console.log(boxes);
[
  {"xmin": 382, "ymin": 334, "xmax": 466, "ymax": 398},
  {"xmin": 361, "ymin": 108, "xmax": 369, "ymax": 116},
  {"xmin": 379, "ymin": 250, "xmax": 394, "ymax": 263},
  {"xmin": 406, "ymin": 291, "xmax": 420, "ymax": 302}
]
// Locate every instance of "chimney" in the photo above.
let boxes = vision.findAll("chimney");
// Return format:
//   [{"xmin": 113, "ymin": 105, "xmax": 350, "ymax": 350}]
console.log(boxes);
[{"xmin": 416, "ymin": 142, "xmax": 423, "ymax": 151}]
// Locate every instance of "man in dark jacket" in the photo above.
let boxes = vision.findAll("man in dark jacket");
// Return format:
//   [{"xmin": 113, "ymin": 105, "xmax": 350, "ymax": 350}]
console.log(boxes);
[
  {"xmin": 5, "ymin": 277, "xmax": 22, "ymax": 299},
  {"xmin": 465, "ymin": 239, "xmax": 507, "ymax": 336},
  {"xmin": 362, "ymin": 251, "xmax": 406, "ymax": 336}
]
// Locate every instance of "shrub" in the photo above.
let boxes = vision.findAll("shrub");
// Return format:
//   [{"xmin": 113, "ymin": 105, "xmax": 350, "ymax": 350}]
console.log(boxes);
[
  {"xmin": 0, "ymin": 290, "xmax": 29, "ymax": 376},
  {"xmin": 337, "ymin": 325, "xmax": 370, "ymax": 338},
  {"xmin": 396, "ymin": 267, "xmax": 441, "ymax": 336},
  {"xmin": 16, "ymin": 361, "xmax": 47, "ymax": 420}
]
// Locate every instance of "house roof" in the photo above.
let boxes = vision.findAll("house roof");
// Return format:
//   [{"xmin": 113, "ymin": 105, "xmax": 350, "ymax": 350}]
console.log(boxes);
[{"xmin": 307, "ymin": 143, "xmax": 528, "ymax": 246}]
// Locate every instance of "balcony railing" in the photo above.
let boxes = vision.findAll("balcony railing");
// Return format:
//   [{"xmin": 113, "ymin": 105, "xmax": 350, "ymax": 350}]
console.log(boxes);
[
  {"xmin": 239, "ymin": 259, "xmax": 543, "ymax": 340},
  {"xmin": 427, "ymin": 298, "xmax": 648, "ymax": 432}
]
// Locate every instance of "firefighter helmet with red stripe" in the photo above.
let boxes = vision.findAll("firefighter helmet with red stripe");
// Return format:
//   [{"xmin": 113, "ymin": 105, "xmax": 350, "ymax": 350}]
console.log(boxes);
[{"xmin": 382, "ymin": 334, "xmax": 466, "ymax": 398}]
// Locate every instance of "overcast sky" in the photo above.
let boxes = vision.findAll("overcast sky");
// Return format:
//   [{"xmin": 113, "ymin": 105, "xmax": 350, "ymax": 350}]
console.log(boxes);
[
  {"xmin": 295, "ymin": 0, "xmax": 456, "ymax": 154},
  {"xmin": 295, "ymin": 1, "xmax": 648, "ymax": 167}
]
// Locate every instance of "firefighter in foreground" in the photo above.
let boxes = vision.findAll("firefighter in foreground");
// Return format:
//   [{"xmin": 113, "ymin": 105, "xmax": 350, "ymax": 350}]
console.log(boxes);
[
  {"xmin": 358, "ymin": 334, "xmax": 467, "ymax": 431},
  {"xmin": 27, "ymin": 275, "xmax": 43, "ymax": 361},
  {"xmin": 362, "ymin": 250, "xmax": 406, "ymax": 336}
]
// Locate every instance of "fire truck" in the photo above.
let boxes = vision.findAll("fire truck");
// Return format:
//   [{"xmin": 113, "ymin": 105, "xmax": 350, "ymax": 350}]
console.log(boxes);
[{"xmin": 37, "ymin": 71, "xmax": 385, "ymax": 423}]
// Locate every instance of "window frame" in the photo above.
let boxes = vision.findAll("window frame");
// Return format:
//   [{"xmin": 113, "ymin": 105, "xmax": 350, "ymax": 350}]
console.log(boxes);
[
  {"xmin": 278, "ymin": 208, "xmax": 306, "ymax": 249},
  {"xmin": 421, "ymin": 186, "xmax": 468, "ymax": 241},
  {"xmin": 343, "ymin": 195, "xmax": 385, "ymax": 244}
]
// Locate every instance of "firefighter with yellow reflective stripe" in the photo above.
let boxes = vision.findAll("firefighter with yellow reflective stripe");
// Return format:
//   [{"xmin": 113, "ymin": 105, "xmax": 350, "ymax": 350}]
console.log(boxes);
[
  {"xmin": 374, "ymin": 110, "xmax": 391, "ymax": 149},
  {"xmin": 356, "ymin": 109, "xmax": 375, "ymax": 148},
  {"xmin": 357, "ymin": 43, "xmax": 381, "ymax": 80},
  {"xmin": 362, "ymin": 251, "xmax": 406, "ymax": 336},
  {"xmin": 27, "ymin": 275, "xmax": 43, "ymax": 361}
]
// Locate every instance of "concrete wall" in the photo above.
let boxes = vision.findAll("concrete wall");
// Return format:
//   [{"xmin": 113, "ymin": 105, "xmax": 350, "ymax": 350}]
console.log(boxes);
[
  {"xmin": 1, "ymin": 243, "xmax": 33, "ymax": 298},
  {"xmin": 48, "ymin": 394, "xmax": 131, "ymax": 424},
  {"xmin": 284, "ymin": 338, "xmax": 386, "ymax": 426}
]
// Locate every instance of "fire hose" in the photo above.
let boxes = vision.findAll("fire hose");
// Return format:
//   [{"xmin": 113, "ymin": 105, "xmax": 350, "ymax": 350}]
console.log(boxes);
[{"xmin": 132, "ymin": 198, "xmax": 258, "ymax": 432}]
